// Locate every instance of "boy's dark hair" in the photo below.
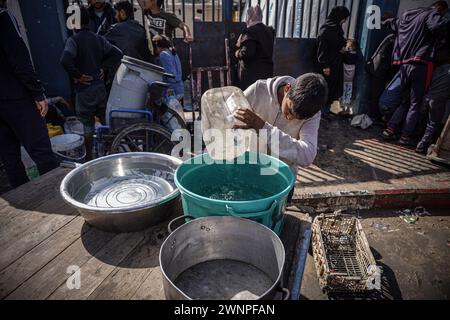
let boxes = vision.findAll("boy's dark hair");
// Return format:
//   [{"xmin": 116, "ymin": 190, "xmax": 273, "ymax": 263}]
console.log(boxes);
[
  {"xmin": 433, "ymin": 1, "xmax": 448, "ymax": 10},
  {"xmin": 80, "ymin": 6, "xmax": 90, "ymax": 27},
  {"xmin": 114, "ymin": 0, "xmax": 134, "ymax": 19},
  {"xmin": 347, "ymin": 38, "xmax": 359, "ymax": 50},
  {"xmin": 153, "ymin": 34, "xmax": 176, "ymax": 55},
  {"xmin": 288, "ymin": 73, "xmax": 328, "ymax": 120}
]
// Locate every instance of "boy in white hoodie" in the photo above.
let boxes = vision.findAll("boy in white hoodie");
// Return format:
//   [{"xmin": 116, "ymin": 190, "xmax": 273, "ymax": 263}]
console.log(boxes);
[{"xmin": 234, "ymin": 73, "xmax": 328, "ymax": 200}]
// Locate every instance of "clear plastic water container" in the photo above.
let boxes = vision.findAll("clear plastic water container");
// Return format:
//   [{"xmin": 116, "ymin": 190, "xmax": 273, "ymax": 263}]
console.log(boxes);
[{"xmin": 201, "ymin": 86, "xmax": 252, "ymax": 161}]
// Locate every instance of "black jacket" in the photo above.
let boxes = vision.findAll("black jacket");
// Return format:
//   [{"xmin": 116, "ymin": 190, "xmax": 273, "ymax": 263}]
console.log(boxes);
[
  {"xmin": 317, "ymin": 6, "xmax": 350, "ymax": 103},
  {"xmin": 60, "ymin": 29, "xmax": 123, "ymax": 92},
  {"xmin": 383, "ymin": 7, "xmax": 447, "ymax": 64},
  {"xmin": 88, "ymin": 2, "xmax": 116, "ymax": 36},
  {"xmin": 236, "ymin": 23, "xmax": 275, "ymax": 90},
  {"xmin": 105, "ymin": 19, "xmax": 152, "ymax": 62},
  {"xmin": 0, "ymin": 9, "xmax": 45, "ymax": 102}
]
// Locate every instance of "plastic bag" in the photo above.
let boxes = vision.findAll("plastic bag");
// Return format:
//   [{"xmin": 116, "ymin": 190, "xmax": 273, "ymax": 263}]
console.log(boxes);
[{"xmin": 351, "ymin": 114, "xmax": 373, "ymax": 130}]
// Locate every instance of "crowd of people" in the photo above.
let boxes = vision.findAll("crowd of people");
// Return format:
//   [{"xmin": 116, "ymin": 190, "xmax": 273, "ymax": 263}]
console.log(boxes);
[
  {"xmin": 1, "ymin": 0, "xmax": 449, "ymax": 190},
  {"xmin": 316, "ymin": 2, "xmax": 450, "ymax": 155}
]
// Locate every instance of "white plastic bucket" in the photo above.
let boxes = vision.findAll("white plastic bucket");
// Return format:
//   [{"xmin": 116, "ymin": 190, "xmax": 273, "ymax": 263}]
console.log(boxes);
[{"xmin": 50, "ymin": 134, "xmax": 86, "ymax": 162}]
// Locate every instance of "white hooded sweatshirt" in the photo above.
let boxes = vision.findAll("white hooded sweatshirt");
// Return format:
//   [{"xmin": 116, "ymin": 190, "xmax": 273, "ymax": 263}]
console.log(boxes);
[{"xmin": 244, "ymin": 76, "xmax": 321, "ymax": 175}]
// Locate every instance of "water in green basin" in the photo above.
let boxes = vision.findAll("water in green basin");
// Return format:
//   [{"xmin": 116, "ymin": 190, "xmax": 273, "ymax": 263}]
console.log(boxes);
[{"xmin": 198, "ymin": 182, "xmax": 274, "ymax": 201}]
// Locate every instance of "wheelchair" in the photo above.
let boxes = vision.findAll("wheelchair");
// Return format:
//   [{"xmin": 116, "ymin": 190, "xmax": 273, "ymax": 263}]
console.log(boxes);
[{"xmin": 94, "ymin": 80, "xmax": 187, "ymax": 158}]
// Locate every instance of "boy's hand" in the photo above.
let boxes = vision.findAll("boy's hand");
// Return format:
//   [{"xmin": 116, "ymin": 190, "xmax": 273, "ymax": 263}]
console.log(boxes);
[
  {"xmin": 76, "ymin": 74, "xmax": 93, "ymax": 85},
  {"xmin": 323, "ymin": 68, "xmax": 331, "ymax": 77},
  {"xmin": 35, "ymin": 99, "xmax": 48, "ymax": 117},
  {"xmin": 233, "ymin": 108, "xmax": 265, "ymax": 130}
]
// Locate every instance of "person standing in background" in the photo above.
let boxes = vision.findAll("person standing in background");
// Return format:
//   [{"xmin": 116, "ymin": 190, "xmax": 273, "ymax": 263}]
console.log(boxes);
[
  {"xmin": 381, "ymin": 1, "xmax": 448, "ymax": 146},
  {"xmin": 341, "ymin": 39, "xmax": 358, "ymax": 115},
  {"xmin": 365, "ymin": 32, "xmax": 397, "ymax": 121},
  {"xmin": 61, "ymin": 6, "xmax": 123, "ymax": 161},
  {"xmin": 415, "ymin": 57, "xmax": 450, "ymax": 154},
  {"xmin": 317, "ymin": 6, "xmax": 350, "ymax": 119},
  {"xmin": 105, "ymin": 0, "xmax": 152, "ymax": 62},
  {"xmin": 152, "ymin": 35, "xmax": 184, "ymax": 99},
  {"xmin": 0, "ymin": 0, "xmax": 58, "ymax": 188},
  {"xmin": 137, "ymin": 0, "xmax": 193, "ymax": 55},
  {"xmin": 235, "ymin": 4, "xmax": 275, "ymax": 91},
  {"xmin": 88, "ymin": 0, "xmax": 116, "ymax": 36}
]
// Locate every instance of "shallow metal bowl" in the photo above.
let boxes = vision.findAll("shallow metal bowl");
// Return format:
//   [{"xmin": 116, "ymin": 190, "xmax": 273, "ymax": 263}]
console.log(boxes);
[{"xmin": 60, "ymin": 152, "xmax": 183, "ymax": 233}]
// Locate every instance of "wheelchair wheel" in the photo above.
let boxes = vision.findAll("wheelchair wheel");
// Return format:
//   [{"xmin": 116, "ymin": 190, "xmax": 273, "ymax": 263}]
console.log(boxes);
[
  {"xmin": 110, "ymin": 123, "xmax": 174, "ymax": 155},
  {"xmin": 158, "ymin": 108, "xmax": 188, "ymax": 131}
]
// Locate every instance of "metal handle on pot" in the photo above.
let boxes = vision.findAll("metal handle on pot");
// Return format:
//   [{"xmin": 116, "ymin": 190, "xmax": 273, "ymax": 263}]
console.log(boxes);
[
  {"xmin": 167, "ymin": 215, "xmax": 196, "ymax": 234},
  {"xmin": 226, "ymin": 200, "xmax": 277, "ymax": 219},
  {"xmin": 280, "ymin": 287, "xmax": 290, "ymax": 300},
  {"xmin": 59, "ymin": 161, "xmax": 83, "ymax": 169}
]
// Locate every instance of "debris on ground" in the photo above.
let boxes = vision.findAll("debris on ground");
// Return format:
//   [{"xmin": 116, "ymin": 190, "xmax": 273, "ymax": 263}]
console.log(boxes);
[
  {"xmin": 402, "ymin": 216, "xmax": 418, "ymax": 224},
  {"xmin": 413, "ymin": 207, "xmax": 431, "ymax": 216},
  {"xmin": 351, "ymin": 114, "xmax": 373, "ymax": 130},
  {"xmin": 396, "ymin": 207, "xmax": 431, "ymax": 225},
  {"xmin": 370, "ymin": 222, "xmax": 389, "ymax": 231}
]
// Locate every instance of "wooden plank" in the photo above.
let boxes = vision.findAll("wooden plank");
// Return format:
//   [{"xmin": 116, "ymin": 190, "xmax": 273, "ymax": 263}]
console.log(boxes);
[
  {"xmin": 47, "ymin": 231, "xmax": 145, "ymax": 300},
  {"xmin": 0, "ymin": 168, "xmax": 72, "ymax": 229},
  {"xmin": 88, "ymin": 223, "xmax": 168, "ymax": 300},
  {"xmin": 1, "ymin": 168, "xmax": 69, "ymax": 211},
  {"xmin": 0, "ymin": 200, "xmax": 75, "ymax": 248},
  {"xmin": 0, "ymin": 217, "xmax": 87, "ymax": 299},
  {"xmin": 207, "ymin": 70, "xmax": 213, "ymax": 89},
  {"xmin": 6, "ymin": 227, "xmax": 116, "ymax": 300},
  {"xmin": 0, "ymin": 210, "xmax": 77, "ymax": 272},
  {"xmin": 131, "ymin": 268, "xmax": 165, "ymax": 300},
  {"xmin": 280, "ymin": 210, "xmax": 304, "ymax": 289},
  {"xmin": 219, "ymin": 70, "xmax": 225, "ymax": 87}
]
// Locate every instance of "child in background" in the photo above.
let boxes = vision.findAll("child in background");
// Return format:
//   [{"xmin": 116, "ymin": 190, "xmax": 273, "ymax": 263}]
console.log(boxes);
[
  {"xmin": 341, "ymin": 39, "xmax": 358, "ymax": 114},
  {"xmin": 152, "ymin": 34, "xmax": 184, "ymax": 101},
  {"xmin": 152, "ymin": 34, "xmax": 186, "ymax": 131}
]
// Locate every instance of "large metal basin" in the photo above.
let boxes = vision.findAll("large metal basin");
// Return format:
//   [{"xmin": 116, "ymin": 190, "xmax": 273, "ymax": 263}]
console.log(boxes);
[
  {"xmin": 60, "ymin": 152, "xmax": 183, "ymax": 233},
  {"xmin": 160, "ymin": 216, "xmax": 289, "ymax": 300}
]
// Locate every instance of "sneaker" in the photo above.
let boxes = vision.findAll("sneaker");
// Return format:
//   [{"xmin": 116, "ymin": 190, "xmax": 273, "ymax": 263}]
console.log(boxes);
[
  {"xmin": 382, "ymin": 128, "xmax": 397, "ymax": 140},
  {"xmin": 415, "ymin": 146, "xmax": 428, "ymax": 155},
  {"xmin": 415, "ymin": 140, "xmax": 431, "ymax": 155}
]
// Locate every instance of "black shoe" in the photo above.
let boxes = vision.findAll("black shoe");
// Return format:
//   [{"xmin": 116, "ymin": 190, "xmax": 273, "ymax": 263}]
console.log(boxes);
[
  {"xmin": 415, "ymin": 147, "xmax": 427, "ymax": 155},
  {"xmin": 415, "ymin": 140, "xmax": 431, "ymax": 155}
]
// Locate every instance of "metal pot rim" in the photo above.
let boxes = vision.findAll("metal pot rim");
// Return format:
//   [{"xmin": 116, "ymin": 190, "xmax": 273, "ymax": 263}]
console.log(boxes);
[
  {"xmin": 60, "ymin": 152, "xmax": 183, "ymax": 214},
  {"xmin": 159, "ymin": 216, "xmax": 286, "ymax": 300}
]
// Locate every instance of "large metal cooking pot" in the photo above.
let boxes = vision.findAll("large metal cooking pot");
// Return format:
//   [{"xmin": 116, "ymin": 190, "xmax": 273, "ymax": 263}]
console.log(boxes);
[
  {"xmin": 60, "ymin": 152, "xmax": 182, "ymax": 233},
  {"xmin": 160, "ymin": 215, "xmax": 289, "ymax": 300}
]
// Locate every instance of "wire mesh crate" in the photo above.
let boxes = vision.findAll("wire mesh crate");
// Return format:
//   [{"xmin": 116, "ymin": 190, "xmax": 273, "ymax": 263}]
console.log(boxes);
[{"xmin": 312, "ymin": 213, "xmax": 381, "ymax": 293}]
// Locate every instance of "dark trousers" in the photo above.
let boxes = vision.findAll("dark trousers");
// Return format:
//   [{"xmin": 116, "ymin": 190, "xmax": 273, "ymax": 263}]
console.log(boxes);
[
  {"xmin": 417, "ymin": 98, "xmax": 449, "ymax": 150},
  {"xmin": 0, "ymin": 99, "xmax": 58, "ymax": 188},
  {"xmin": 368, "ymin": 75, "xmax": 387, "ymax": 119},
  {"xmin": 388, "ymin": 63, "xmax": 430, "ymax": 136}
]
